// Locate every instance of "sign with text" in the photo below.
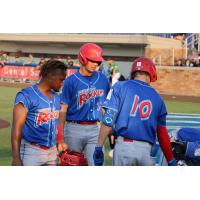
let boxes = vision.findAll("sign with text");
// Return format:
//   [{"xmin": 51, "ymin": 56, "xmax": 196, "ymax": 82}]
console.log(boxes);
[{"xmin": 0, "ymin": 65, "xmax": 79, "ymax": 80}]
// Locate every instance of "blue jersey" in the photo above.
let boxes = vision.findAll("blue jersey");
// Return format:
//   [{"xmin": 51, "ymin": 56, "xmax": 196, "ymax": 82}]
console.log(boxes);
[
  {"xmin": 103, "ymin": 80, "xmax": 167, "ymax": 144},
  {"xmin": 175, "ymin": 128, "xmax": 200, "ymax": 164},
  {"xmin": 61, "ymin": 71, "xmax": 110, "ymax": 121},
  {"xmin": 15, "ymin": 84, "xmax": 61, "ymax": 147}
]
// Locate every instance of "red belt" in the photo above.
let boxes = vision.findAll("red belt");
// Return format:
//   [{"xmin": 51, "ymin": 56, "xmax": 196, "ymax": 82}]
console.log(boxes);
[
  {"xmin": 67, "ymin": 121, "xmax": 97, "ymax": 125},
  {"xmin": 30, "ymin": 142, "xmax": 50, "ymax": 150},
  {"xmin": 123, "ymin": 138, "xmax": 135, "ymax": 142}
]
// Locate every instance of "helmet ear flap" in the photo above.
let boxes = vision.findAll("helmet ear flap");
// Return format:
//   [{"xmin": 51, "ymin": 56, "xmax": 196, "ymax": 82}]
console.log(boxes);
[{"xmin": 78, "ymin": 52, "xmax": 88, "ymax": 65}]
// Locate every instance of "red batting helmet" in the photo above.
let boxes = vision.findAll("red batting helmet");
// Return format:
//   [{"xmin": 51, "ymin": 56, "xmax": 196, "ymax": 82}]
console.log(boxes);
[
  {"xmin": 58, "ymin": 149, "xmax": 88, "ymax": 166},
  {"xmin": 131, "ymin": 57, "xmax": 157, "ymax": 82},
  {"xmin": 78, "ymin": 43, "xmax": 104, "ymax": 65}
]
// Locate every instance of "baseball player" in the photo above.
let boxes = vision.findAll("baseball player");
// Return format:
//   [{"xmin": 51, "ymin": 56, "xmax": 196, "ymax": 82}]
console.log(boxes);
[
  {"xmin": 159, "ymin": 127, "xmax": 200, "ymax": 166},
  {"xmin": 59, "ymin": 43, "xmax": 110, "ymax": 166},
  {"xmin": 93, "ymin": 57, "xmax": 176, "ymax": 166},
  {"xmin": 11, "ymin": 60, "xmax": 67, "ymax": 166}
]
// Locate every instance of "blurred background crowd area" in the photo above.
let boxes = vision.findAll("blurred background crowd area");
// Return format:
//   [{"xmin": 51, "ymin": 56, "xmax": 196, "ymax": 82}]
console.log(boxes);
[
  {"xmin": 0, "ymin": 51, "xmax": 126, "ymax": 86},
  {"xmin": 1, "ymin": 33, "xmax": 200, "ymax": 81},
  {"xmin": 0, "ymin": 52, "xmax": 80, "ymax": 68}
]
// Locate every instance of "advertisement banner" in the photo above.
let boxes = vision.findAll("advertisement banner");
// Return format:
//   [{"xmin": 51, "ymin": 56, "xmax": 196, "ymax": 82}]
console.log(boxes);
[
  {"xmin": 0, "ymin": 65, "xmax": 79, "ymax": 80},
  {"xmin": 0, "ymin": 66, "xmax": 39, "ymax": 79}
]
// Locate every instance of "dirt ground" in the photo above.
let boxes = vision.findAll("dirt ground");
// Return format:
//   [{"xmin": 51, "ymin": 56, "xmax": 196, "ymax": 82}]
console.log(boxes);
[
  {"xmin": 0, "ymin": 81, "xmax": 32, "ymax": 89},
  {"xmin": 161, "ymin": 94, "xmax": 200, "ymax": 103},
  {"xmin": 1, "ymin": 81, "xmax": 200, "ymax": 103}
]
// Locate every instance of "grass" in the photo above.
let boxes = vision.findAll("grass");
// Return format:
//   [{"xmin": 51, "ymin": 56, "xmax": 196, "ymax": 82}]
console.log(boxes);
[
  {"xmin": 1, "ymin": 85, "xmax": 200, "ymax": 166},
  {"xmin": 0, "ymin": 86, "xmax": 21, "ymax": 166},
  {"xmin": 165, "ymin": 100, "xmax": 200, "ymax": 114}
]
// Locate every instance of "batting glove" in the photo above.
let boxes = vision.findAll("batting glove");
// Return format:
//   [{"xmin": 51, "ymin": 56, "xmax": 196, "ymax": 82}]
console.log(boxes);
[
  {"xmin": 93, "ymin": 146, "xmax": 104, "ymax": 166},
  {"xmin": 168, "ymin": 159, "xmax": 177, "ymax": 166}
]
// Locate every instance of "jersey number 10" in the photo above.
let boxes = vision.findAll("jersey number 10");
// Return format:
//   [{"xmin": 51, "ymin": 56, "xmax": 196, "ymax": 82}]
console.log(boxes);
[{"xmin": 130, "ymin": 95, "xmax": 152, "ymax": 120}]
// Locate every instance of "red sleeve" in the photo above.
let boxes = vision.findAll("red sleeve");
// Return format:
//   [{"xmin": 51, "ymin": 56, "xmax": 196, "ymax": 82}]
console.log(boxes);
[
  {"xmin": 57, "ymin": 123, "xmax": 64, "ymax": 143},
  {"xmin": 157, "ymin": 125, "xmax": 174, "ymax": 162}
]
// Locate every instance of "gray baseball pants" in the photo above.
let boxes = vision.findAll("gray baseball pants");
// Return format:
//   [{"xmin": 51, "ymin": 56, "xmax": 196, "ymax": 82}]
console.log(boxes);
[
  {"xmin": 64, "ymin": 122, "xmax": 99, "ymax": 166},
  {"xmin": 20, "ymin": 139, "xmax": 58, "ymax": 166},
  {"xmin": 113, "ymin": 136, "xmax": 156, "ymax": 166}
]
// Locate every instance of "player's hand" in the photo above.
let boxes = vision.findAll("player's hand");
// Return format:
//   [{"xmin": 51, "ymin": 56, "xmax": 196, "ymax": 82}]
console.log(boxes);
[
  {"xmin": 93, "ymin": 146, "xmax": 104, "ymax": 166},
  {"xmin": 12, "ymin": 158, "xmax": 23, "ymax": 166},
  {"xmin": 57, "ymin": 142, "xmax": 68, "ymax": 152}
]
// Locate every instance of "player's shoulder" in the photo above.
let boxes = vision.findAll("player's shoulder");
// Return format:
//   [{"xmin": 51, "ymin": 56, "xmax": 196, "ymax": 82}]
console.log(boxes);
[
  {"xmin": 151, "ymin": 88, "xmax": 164, "ymax": 101},
  {"xmin": 112, "ymin": 80, "xmax": 128, "ymax": 90},
  {"xmin": 117, "ymin": 80, "xmax": 135, "ymax": 88},
  {"xmin": 19, "ymin": 85, "xmax": 35, "ymax": 95},
  {"xmin": 16, "ymin": 85, "xmax": 37, "ymax": 100},
  {"xmin": 94, "ymin": 71, "xmax": 110, "ymax": 86},
  {"xmin": 63, "ymin": 72, "xmax": 78, "ymax": 85},
  {"xmin": 130, "ymin": 80, "xmax": 153, "ymax": 88},
  {"xmin": 97, "ymin": 71, "xmax": 107, "ymax": 79},
  {"xmin": 66, "ymin": 72, "xmax": 78, "ymax": 80}
]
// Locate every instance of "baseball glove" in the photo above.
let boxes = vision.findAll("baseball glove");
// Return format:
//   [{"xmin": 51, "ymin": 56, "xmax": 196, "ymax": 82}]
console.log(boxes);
[
  {"xmin": 58, "ymin": 149, "xmax": 88, "ymax": 166},
  {"xmin": 171, "ymin": 141, "xmax": 187, "ymax": 160}
]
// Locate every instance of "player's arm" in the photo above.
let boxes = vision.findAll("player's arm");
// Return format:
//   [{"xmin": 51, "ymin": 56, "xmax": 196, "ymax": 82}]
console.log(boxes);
[
  {"xmin": 57, "ymin": 122, "xmax": 68, "ymax": 152},
  {"xmin": 93, "ymin": 107, "xmax": 117, "ymax": 166},
  {"xmin": 157, "ymin": 125, "xmax": 176, "ymax": 166},
  {"xmin": 11, "ymin": 103, "xmax": 28, "ymax": 166},
  {"xmin": 57, "ymin": 104, "xmax": 68, "ymax": 150},
  {"xmin": 93, "ymin": 123, "xmax": 113, "ymax": 166},
  {"xmin": 59, "ymin": 104, "xmax": 68, "ymax": 133},
  {"xmin": 98, "ymin": 124, "xmax": 113, "ymax": 147},
  {"xmin": 97, "ymin": 107, "xmax": 117, "ymax": 146}
]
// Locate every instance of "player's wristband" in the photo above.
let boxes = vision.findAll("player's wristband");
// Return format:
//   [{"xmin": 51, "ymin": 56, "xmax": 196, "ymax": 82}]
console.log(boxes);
[{"xmin": 168, "ymin": 159, "xmax": 177, "ymax": 166}]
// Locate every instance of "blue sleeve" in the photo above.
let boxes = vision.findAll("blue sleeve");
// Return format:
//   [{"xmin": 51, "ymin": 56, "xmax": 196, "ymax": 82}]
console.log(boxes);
[
  {"xmin": 157, "ymin": 99, "xmax": 167, "ymax": 126},
  {"xmin": 15, "ymin": 91, "xmax": 31, "ymax": 110},
  {"xmin": 103, "ymin": 82, "xmax": 121, "ymax": 112},
  {"xmin": 60, "ymin": 78, "xmax": 71, "ymax": 105}
]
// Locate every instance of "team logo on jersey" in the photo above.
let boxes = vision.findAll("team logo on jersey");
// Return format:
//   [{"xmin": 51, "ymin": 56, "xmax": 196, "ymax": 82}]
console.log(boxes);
[
  {"xmin": 35, "ymin": 110, "xmax": 59, "ymax": 126},
  {"xmin": 78, "ymin": 88, "xmax": 104, "ymax": 108}
]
